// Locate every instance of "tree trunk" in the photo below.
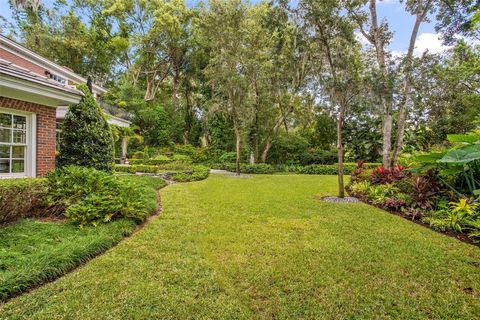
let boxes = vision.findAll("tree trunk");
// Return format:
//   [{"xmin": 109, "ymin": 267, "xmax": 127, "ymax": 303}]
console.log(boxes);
[
  {"xmin": 231, "ymin": 91, "xmax": 241, "ymax": 176},
  {"xmin": 392, "ymin": 83, "xmax": 410, "ymax": 165},
  {"xmin": 369, "ymin": 0, "xmax": 393, "ymax": 169},
  {"xmin": 337, "ymin": 103, "xmax": 345, "ymax": 198},
  {"xmin": 259, "ymin": 111, "xmax": 288, "ymax": 163},
  {"xmin": 234, "ymin": 122, "xmax": 241, "ymax": 176},
  {"xmin": 392, "ymin": 0, "xmax": 430, "ymax": 165},
  {"xmin": 260, "ymin": 140, "xmax": 272, "ymax": 163},
  {"xmin": 382, "ymin": 106, "xmax": 393, "ymax": 169}
]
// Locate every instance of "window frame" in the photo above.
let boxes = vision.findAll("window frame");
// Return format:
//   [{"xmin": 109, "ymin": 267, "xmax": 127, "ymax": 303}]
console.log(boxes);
[{"xmin": 0, "ymin": 107, "xmax": 36, "ymax": 178}]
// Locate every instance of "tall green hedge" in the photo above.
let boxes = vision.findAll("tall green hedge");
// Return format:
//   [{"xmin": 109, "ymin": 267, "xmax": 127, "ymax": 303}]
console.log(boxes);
[{"xmin": 57, "ymin": 84, "xmax": 114, "ymax": 172}]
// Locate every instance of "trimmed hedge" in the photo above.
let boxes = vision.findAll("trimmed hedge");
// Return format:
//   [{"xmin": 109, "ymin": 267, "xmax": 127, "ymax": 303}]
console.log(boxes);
[
  {"xmin": 114, "ymin": 164, "xmax": 210, "ymax": 182},
  {"xmin": 172, "ymin": 166, "xmax": 210, "ymax": 182},
  {"xmin": 213, "ymin": 162, "xmax": 381, "ymax": 175},
  {"xmin": 0, "ymin": 178, "xmax": 47, "ymax": 225},
  {"xmin": 213, "ymin": 163, "xmax": 275, "ymax": 174},
  {"xmin": 128, "ymin": 158, "xmax": 174, "ymax": 166}
]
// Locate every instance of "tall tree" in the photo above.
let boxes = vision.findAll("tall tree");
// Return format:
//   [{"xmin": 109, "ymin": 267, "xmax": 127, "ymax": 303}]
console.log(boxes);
[
  {"xmin": 199, "ymin": 0, "xmax": 252, "ymax": 175},
  {"xmin": 301, "ymin": 0, "xmax": 363, "ymax": 197}
]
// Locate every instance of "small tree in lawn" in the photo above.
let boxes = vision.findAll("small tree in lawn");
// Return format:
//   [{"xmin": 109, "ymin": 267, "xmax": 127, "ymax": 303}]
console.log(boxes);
[
  {"xmin": 300, "ymin": 0, "xmax": 363, "ymax": 198},
  {"xmin": 58, "ymin": 84, "xmax": 114, "ymax": 172}
]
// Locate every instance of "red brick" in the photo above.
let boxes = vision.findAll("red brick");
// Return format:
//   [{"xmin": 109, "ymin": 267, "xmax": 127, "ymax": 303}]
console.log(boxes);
[{"xmin": 0, "ymin": 97, "xmax": 56, "ymax": 176}]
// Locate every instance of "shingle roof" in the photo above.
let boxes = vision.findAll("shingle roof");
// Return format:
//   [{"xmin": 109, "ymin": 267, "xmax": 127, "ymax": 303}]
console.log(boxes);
[{"xmin": 0, "ymin": 58, "xmax": 83, "ymax": 96}]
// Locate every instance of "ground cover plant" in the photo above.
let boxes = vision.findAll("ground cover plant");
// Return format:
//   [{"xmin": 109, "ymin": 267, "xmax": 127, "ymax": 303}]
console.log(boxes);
[
  {"xmin": 0, "ymin": 173, "xmax": 166, "ymax": 302},
  {"xmin": 0, "ymin": 174, "xmax": 478, "ymax": 319},
  {"xmin": 0, "ymin": 219, "xmax": 136, "ymax": 301}
]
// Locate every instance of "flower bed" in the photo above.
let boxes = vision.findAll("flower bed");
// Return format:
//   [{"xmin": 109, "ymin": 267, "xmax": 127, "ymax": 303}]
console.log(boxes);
[{"xmin": 347, "ymin": 161, "xmax": 480, "ymax": 243}]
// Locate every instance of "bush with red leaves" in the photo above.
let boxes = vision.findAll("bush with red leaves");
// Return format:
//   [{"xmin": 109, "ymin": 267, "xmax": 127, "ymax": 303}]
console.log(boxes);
[
  {"xmin": 411, "ymin": 170, "xmax": 441, "ymax": 210},
  {"xmin": 371, "ymin": 165, "xmax": 410, "ymax": 184}
]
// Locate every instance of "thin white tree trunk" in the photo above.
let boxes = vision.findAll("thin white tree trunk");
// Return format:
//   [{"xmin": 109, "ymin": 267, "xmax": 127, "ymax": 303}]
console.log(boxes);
[{"xmin": 393, "ymin": 0, "xmax": 431, "ymax": 165}]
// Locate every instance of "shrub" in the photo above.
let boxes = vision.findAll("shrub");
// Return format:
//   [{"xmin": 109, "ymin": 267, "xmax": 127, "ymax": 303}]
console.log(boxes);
[
  {"xmin": 215, "ymin": 163, "xmax": 274, "ymax": 174},
  {"xmin": 171, "ymin": 154, "xmax": 192, "ymax": 163},
  {"xmin": 410, "ymin": 172, "xmax": 441, "ymax": 210},
  {"xmin": 348, "ymin": 180, "xmax": 372, "ymax": 198},
  {"xmin": 371, "ymin": 165, "xmax": 409, "ymax": 184},
  {"xmin": 129, "ymin": 157, "xmax": 174, "ymax": 165},
  {"xmin": 47, "ymin": 166, "xmax": 158, "ymax": 226},
  {"xmin": 268, "ymin": 133, "xmax": 309, "ymax": 164},
  {"xmin": 299, "ymin": 150, "xmax": 338, "ymax": 165},
  {"xmin": 57, "ymin": 84, "xmax": 114, "ymax": 172},
  {"xmin": 0, "ymin": 179, "xmax": 47, "ymax": 224},
  {"xmin": 423, "ymin": 198, "xmax": 480, "ymax": 236},
  {"xmin": 299, "ymin": 164, "xmax": 340, "ymax": 175},
  {"xmin": 174, "ymin": 144, "xmax": 209, "ymax": 163},
  {"xmin": 172, "ymin": 166, "xmax": 210, "ymax": 182},
  {"xmin": 114, "ymin": 165, "xmax": 136, "ymax": 174},
  {"xmin": 219, "ymin": 152, "xmax": 238, "ymax": 163},
  {"xmin": 132, "ymin": 151, "xmax": 145, "ymax": 159}
]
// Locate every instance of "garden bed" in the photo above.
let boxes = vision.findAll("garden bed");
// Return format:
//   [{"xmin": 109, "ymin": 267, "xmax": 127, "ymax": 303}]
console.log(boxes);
[
  {"xmin": 0, "ymin": 173, "xmax": 167, "ymax": 301},
  {"xmin": 347, "ymin": 161, "xmax": 480, "ymax": 246}
]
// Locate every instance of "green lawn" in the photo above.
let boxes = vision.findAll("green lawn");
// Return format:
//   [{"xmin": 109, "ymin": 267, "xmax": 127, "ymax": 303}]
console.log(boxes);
[{"xmin": 1, "ymin": 174, "xmax": 479, "ymax": 319}]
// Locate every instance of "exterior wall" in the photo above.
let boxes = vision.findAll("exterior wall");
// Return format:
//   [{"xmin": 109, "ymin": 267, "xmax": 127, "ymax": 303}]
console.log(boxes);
[
  {"xmin": 0, "ymin": 48, "xmax": 48, "ymax": 76},
  {"xmin": 0, "ymin": 97, "xmax": 56, "ymax": 176},
  {"xmin": 0, "ymin": 48, "xmax": 104, "ymax": 98}
]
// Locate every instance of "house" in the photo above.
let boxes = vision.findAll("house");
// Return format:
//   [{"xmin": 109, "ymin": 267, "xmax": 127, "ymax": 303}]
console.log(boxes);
[{"xmin": 0, "ymin": 35, "xmax": 130, "ymax": 178}]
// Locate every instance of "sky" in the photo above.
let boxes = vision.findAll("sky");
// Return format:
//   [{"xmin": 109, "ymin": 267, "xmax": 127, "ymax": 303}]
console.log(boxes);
[{"xmin": 0, "ymin": 0, "xmax": 450, "ymax": 56}]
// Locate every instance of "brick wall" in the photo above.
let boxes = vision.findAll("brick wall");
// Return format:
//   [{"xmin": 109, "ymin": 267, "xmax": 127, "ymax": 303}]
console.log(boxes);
[
  {"xmin": 0, "ymin": 97, "xmax": 56, "ymax": 176},
  {"xmin": 0, "ymin": 48, "xmax": 48, "ymax": 77}
]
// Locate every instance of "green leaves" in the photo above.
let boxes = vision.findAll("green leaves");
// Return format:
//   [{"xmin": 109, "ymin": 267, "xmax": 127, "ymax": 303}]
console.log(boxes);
[
  {"xmin": 58, "ymin": 84, "xmax": 114, "ymax": 172},
  {"xmin": 447, "ymin": 134, "xmax": 480, "ymax": 144}
]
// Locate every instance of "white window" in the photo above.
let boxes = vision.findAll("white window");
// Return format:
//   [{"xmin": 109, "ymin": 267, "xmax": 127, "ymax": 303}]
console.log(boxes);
[{"xmin": 0, "ymin": 108, "xmax": 36, "ymax": 178}]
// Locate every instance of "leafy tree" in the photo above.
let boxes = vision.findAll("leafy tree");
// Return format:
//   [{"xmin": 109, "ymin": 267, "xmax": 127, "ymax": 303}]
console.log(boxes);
[
  {"xmin": 9, "ymin": 0, "xmax": 126, "ymax": 85},
  {"xmin": 135, "ymin": 104, "xmax": 172, "ymax": 147},
  {"xmin": 301, "ymin": 0, "xmax": 363, "ymax": 197},
  {"xmin": 199, "ymin": 0, "xmax": 253, "ymax": 175},
  {"xmin": 58, "ymin": 85, "xmax": 114, "ymax": 172}
]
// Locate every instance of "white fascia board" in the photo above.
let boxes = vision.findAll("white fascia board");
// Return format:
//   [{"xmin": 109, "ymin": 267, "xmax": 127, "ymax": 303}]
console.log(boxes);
[
  {"xmin": 107, "ymin": 115, "xmax": 131, "ymax": 128},
  {"xmin": 0, "ymin": 37, "xmax": 107, "ymax": 94},
  {"xmin": 56, "ymin": 106, "xmax": 131, "ymax": 128},
  {"xmin": 0, "ymin": 74, "xmax": 82, "ymax": 106}
]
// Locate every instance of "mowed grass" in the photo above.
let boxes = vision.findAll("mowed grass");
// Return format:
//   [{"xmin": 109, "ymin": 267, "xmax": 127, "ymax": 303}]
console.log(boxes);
[{"xmin": 1, "ymin": 174, "xmax": 479, "ymax": 319}]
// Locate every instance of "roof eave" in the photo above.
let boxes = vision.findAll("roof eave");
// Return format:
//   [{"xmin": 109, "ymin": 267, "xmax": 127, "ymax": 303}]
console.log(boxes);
[
  {"xmin": 0, "ymin": 35, "xmax": 107, "ymax": 94},
  {"xmin": 0, "ymin": 74, "xmax": 83, "ymax": 107}
]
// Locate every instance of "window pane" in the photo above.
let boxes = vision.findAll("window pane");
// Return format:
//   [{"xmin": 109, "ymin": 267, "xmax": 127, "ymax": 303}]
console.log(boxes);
[
  {"xmin": 12, "ymin": 160, "xmax": 25, "ymax": 173},
  {"xmin": 12, "ymin": 146, "xmax": 25, "ymax": 158},
  {"xmin": 0, "ymin": 159, "xmax": 10, "ymax": 173},
  {"xmin": 0, "ymin": 145, "xmax": 9, "ymax": 158},
  {"xmin": 0, "ymin": 128, "xmax": 11, "ymax": 143},
  {"xmin": 0, "ymin": 113, "xmax": 11, "ymax": 128},
  {"xmin": 13, "ymin": 115, "xmax": 27, "ymax": 130},
  {"xmin": 13, "ymin": 130, "xmax": 26, "ymax": 144}
]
